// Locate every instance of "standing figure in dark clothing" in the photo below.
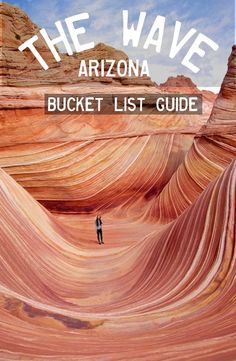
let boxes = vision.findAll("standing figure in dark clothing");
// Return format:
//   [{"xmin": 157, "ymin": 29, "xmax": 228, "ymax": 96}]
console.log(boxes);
[{"xmin": 95, "ymin": 215, "xmax": 104, "ymax": 244}]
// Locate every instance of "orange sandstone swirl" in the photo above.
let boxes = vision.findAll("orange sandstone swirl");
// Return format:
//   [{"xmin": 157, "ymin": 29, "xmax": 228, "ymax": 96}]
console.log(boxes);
[
  {"xmin": 0, "ymin": 157, "xmax": 235, "ymax": 360},
  {"xmin": 146, "ymin": 46, "xmax": 236, "ymax": 223},
  {"xmin": 0, "ymin": 3, "xmax": 235, "ymax": 358}
]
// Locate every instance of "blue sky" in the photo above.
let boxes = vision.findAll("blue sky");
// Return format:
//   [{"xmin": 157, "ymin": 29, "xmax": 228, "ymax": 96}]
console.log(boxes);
[{"xmin": 7, "ymin": 0, "xmax": 235, "ymax": 88}]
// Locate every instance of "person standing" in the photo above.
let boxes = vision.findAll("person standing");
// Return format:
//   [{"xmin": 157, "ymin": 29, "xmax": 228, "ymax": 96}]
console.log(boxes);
[{"xmin": 95, "ymin": 215, "xmax": 104, "ymax": 245}]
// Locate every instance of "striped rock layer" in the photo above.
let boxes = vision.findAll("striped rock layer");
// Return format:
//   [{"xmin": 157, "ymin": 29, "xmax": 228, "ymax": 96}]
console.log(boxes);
[{"xmin": 0, "ymin": 3, "xmax": 236, "ymax": 360}]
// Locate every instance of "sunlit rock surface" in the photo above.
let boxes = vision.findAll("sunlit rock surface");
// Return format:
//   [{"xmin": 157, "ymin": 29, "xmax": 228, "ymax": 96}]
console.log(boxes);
[
  {"xmin": 0, "ymin": 2, "xmax": 236, "ymax": 361},
  {"xmin": 0, "ymin": 156, "xmax": 235, "ymax": 360},
  {"xmin": 0, "ymin": 2, "xmax": 153, "ymax": 87},
  {"xmin": 149, "ymin": 46, "xmax": 236, "ymax": 222}
]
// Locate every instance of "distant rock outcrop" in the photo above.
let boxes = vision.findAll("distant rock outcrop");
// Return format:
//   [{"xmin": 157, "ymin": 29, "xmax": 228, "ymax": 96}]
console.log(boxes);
[
  {"xmin": 160, "ymin": 75, "xmax": 197, "ymax": 89},
  {"xmin": 159, "ymin": 75, "xmax": 216, "ymax": 104}
]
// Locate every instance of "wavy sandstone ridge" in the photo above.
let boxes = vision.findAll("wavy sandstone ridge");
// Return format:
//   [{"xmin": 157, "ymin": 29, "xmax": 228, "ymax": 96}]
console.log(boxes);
[
  {"xmin": 0, "ymin": 157, "xmax": 235, "ymax": 360},
  {"xmin": 0, "ymin": 79, "xmax": 229, "ymax": 216},
  {"xmin": 0, "ymin": 3, "xmax": 216, "ymax": 217},
  {"xmin": 147, "ymin": 46, "xmax": 236, "ymax": 222},
  {"xmin": 0, "ymin": 2, "xmax": 236, "ymax": 360}
]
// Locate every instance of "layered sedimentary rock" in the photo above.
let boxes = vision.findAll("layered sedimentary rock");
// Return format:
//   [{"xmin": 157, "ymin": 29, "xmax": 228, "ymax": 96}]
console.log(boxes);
[
  {"xmin": 0, "ymin": 134, "xmax": 194, "ymax": 213},
  {"xmin": 147, "ymin": 46, "xmax": 236, "ymax": 222},
  {"xmin": 0, "ymin": 158, "xmax": 235, "ymax": 360},
  {"xmin": 0, "ymin": 2, "xmax": 216, "ymax": 213},
  {"xmin": 160, "ymin": 75, "xmax": 197, "ymax": 88},
  {"xmin": 159, "ymin": 75, "xmax": 216, "ymax": 105},
  {"xmin": 0, "ymin": 2, "xmax": 236, "ymax": 360},
  {"xmin": 0, "ymin": 2, "xmax": 153, "ymax": 86}
]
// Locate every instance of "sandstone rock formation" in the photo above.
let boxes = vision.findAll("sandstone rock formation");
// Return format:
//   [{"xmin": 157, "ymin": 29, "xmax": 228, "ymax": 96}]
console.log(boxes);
[
  {"xmin": 0, "ymin": 2, "xmax": 154, "ymax": 86},
  {"xmin": 0, "ymin": 2, "xmax": 236, "ymax": 361},
  {"xmin": 148, "ymin": 45, "xmax": 236, "ymax": 222},
  {"xmin": 160, "ymin": 74, "xmax": 197, "ymax": 88},
  {"xmin": 0, "ymin": 1, "xmax": 216, "ymax": 215},
  {"xmin": 0, "ymin": 156, "xmax": 235, "ymax": 360}
]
